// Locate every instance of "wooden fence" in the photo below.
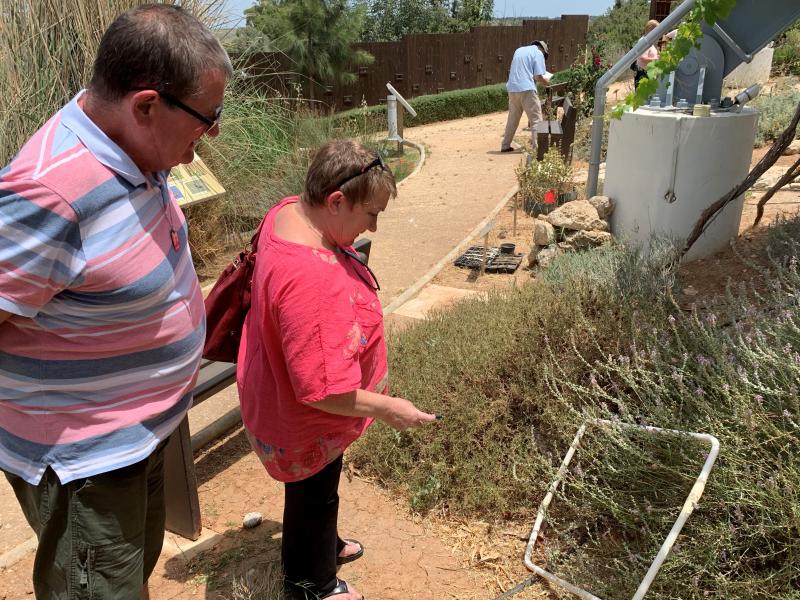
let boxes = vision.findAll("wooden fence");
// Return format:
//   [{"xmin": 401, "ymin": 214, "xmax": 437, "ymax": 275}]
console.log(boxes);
[
  {"xmin": 650, "ymin": 0, "xmax": 673, "ymax": 22},
  {"xmin": 238, "ymin": 15, "xmax": 588, "ymax": 112}
]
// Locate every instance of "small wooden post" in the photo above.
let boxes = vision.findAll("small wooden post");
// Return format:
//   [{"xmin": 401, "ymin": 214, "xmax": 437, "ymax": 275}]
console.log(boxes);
[
  {"xmin": 478, "ymin": 222, "xmax": 494, "ymax": 275},
  {"xmin": 513, "ymin": 193, "xmax": 518, "ymax": 237}
]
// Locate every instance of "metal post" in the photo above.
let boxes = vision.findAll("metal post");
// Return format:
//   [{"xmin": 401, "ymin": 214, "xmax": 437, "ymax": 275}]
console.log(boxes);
[
  {"xmin": 587, "ymin": 0, "xmax": 697, "ymax": 197},
  {"xmin": 396, "ymin": 104, "xmax": 404, "ymax": 156}
]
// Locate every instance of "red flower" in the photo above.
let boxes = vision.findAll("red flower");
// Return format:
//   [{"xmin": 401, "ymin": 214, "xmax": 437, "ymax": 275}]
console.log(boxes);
[{"xmin": 544, "ymin": 189, "xmax": 557, "ymax": 205}]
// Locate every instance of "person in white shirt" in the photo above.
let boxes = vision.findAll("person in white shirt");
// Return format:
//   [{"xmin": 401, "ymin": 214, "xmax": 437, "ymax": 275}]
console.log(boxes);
[{"xmin": 500, "ymin": 40, "xmax": 552, "ymax": 153}]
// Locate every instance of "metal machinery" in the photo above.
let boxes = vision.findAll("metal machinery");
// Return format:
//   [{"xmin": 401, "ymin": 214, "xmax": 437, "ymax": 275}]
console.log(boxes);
[{"xmin": 589, "ymin": 0, "xmax": 800, "ymax": 260}]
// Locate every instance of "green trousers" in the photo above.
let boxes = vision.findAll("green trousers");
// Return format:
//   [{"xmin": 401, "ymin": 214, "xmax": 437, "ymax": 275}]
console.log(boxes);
[{"xmin": 4, "ymin": 442, "xmax": 167, "ymax": 599}]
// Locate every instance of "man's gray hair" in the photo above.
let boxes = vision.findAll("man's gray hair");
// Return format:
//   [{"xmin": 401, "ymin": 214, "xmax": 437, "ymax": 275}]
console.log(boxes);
[{"xmin": 89, "ymin": 4, "xmax": 232, "ymax": 102}]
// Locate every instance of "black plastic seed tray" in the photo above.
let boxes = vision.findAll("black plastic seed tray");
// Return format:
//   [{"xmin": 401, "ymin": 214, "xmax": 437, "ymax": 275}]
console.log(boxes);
[
  {"xmin": 454, "ymin": 246, "xmax": 500, "ymax": 269},
  {"xmin": 485, "ymin": 253, "xmax": 523, "ymax": 274}
]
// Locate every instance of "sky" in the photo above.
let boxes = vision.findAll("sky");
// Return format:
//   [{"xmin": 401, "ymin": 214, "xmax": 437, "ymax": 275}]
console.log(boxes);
[{"xmin": 220, "ymin": 0, "xmax": 617, "ymax": 27}]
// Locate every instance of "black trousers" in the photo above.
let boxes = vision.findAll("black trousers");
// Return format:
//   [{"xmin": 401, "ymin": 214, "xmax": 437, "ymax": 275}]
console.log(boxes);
[{"xmin": 283, "ymin": 454, "xmax": 347, "ymax": 596}]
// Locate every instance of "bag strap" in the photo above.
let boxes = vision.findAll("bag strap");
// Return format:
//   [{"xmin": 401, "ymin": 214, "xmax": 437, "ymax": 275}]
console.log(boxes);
[{"xmin": 249, "ymin": 213, "xmax": 269, "ymax": 251}]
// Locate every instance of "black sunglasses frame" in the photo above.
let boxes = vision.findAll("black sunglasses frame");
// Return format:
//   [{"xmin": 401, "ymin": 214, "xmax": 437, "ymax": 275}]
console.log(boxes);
[
  {"xmin": 333, "ymin": 154, "xmax": 389, "ymax": 191},
  {"xmin": 130, "ymin": 87, "xmax": 222, "ymax": 130},
  {"xmin": 341, "ymin": 248, "xmax": 380, "ymax": 291}
]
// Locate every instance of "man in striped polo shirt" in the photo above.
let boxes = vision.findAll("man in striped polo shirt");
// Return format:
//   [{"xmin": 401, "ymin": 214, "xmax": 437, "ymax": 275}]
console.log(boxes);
[{"xmin": 0, "ymin": 5, "xmax": 231, "ymax": 598}]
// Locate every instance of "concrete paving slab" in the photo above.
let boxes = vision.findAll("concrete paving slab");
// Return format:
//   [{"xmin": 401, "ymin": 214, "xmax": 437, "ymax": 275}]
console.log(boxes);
[
  {"xmin": 161, "ymin": 527, "xmax": 224, "ymax": 563},
  {"xmin": 392, "ymin": 284, "xmax": 484, "ymax": 320}
]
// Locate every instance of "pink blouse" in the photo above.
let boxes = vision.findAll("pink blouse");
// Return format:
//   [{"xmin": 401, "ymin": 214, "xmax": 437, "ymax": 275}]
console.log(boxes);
[{"xmin": 237, "ymin": 197, "xmax": 388, "ymax": 482}]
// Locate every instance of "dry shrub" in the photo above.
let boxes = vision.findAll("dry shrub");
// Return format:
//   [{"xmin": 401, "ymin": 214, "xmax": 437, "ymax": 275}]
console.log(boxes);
[
  {"xmin": 352, "ymin": 220, "xmax": 800, "ymax": 597},
  {"xmin": 515, "ymin": 146, "xmax": 574, "ymax": 215}
]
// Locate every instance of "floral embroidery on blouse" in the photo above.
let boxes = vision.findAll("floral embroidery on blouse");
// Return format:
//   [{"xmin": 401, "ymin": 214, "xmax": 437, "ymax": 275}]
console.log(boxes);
[
  {"xmin": 343, "ymin": 321, "xmax": 364, "ymax": 359},
  {"xmin": 246, "ymin": 428, "xmax": 356, "ymax": 482},
  {"xmin": 312, "ymin": 248, "xmax": 339, "ymax": 265}
]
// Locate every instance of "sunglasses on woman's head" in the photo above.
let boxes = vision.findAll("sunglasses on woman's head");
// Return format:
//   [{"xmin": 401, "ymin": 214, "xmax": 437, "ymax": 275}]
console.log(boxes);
[{"xmin": 334, "ymin": 154, "xmax": 390, "ymax": 190}]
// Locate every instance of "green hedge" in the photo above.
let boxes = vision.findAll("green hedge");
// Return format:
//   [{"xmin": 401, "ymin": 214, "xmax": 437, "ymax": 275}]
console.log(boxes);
[{"xmin": 330, "ymin": 83, "xmax": 508, "ymax": 132}]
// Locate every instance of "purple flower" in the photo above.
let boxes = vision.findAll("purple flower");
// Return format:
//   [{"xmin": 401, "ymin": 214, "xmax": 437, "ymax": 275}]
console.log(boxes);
[
  {"xmin": 784, "ymin": 409, "xmax": 792, "ymax": 418},
  {"xmin": 668, "ymin": 315, "xmax": 676, "ymax": 325},
  {"xmin": 697, "ymin": 355, "xmax": 711, "ymax": 367}
]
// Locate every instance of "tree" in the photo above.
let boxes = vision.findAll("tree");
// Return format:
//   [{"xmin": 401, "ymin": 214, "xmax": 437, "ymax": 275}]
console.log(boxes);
[
  {"xmin": 233, "ymin": 0, "xmax": 373, "ymax": 101},
  {"xmin": 587, "ymin": 0, "xmax": 650, "ymax": 56},
  {"xmin": 358, "ymin": 0, "xmax": 493, "ymax": 42},
  {"xmin": 450, "ymin": 0, "xmax": 493, "ymax": 28}
]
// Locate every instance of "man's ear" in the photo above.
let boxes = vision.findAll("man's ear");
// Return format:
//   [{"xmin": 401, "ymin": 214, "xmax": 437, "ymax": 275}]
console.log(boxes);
[
  {"xmin": 325, "ymin": 190, "xmax": 346, "ymax": 215},
  {"xmin": 130, "ymin": 90, "xmax": 159, "ymax": 127}
]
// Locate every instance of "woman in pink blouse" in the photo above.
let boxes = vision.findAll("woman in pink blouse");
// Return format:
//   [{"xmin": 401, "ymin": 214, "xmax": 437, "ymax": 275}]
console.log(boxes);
[
  {"xmin": 237, "ymin": 140, "xmax": 436, "ymax": 600},
  {"xmin": 634, "ymin": 19, "xmax": 661, "ymax": 89}
]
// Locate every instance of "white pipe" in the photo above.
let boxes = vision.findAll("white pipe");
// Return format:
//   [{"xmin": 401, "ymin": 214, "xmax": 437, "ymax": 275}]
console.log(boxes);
[
  {"xmin": 632, "ymin": 424, "xmax": 720, "ymax": 599},
  {"xmin": 387, "ymin": 95, "xmax": 401, "ymax": 141},
  {"xmin": 587, "ymin": 0, "xmax": 697, "ymax": 197},
  {"xmin": 523, "ymin": 417, "xmax": 720, "ymax": 600}
]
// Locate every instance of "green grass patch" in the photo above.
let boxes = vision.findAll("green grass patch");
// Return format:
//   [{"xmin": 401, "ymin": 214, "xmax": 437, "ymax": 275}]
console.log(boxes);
[{"xmin": 751, "ymin": 85, "xmax": 800, "ymax": 147}]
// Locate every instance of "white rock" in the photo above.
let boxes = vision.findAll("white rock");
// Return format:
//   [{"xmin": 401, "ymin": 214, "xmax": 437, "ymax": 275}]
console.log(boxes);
[
  {"xmin": 546, "ymin": 200, "xmax": 601, "ymax": 231},
  {"xmin": 564, "ymin": 230, "xmax": 613, "ymax": 250},
  {"xmin": 588, "ymin": 195, "xmax": 614, "ymax": 219},
  {"xmin": 537, "ymin": 246, "xmax": 561, "ymax": 269},
  {"xmin": 533, "ymin": 221, "xmax": 556, "ymax": 246},
  {"xmin": 243, "ymin": 512, "xmax": 263, "ymax": 529},
  {"xmin": 527, "ymin": 245, "xmax": 544, "ymax": 268},
  {"xmin": 783, "ymin": 139, "xmax": 800, "ymax": 156},
  {"xmin": 590, "ymin": 219, "xmax": 610, "ymax": 232}
]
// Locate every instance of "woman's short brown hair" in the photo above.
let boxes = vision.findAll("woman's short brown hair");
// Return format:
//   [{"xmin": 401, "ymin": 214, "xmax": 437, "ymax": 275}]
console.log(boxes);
[{"xmin": 303, "ymin": 140, "xmax": 397, "ymax": 206}]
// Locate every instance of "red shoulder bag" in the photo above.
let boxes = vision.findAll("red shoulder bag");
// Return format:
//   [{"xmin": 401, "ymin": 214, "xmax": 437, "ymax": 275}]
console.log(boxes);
[{"xmin": 202, "ymin": 218, "xmax": 266, "ymax": 363}]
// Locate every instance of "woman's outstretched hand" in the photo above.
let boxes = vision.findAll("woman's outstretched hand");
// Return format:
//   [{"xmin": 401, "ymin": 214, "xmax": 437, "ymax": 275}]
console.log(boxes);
[{"xmin": 379, "ymin": 397, "xmax": 437, "ymax": 431}]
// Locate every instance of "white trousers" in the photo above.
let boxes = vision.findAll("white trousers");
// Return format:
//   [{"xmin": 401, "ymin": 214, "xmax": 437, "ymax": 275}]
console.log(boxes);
[{"xmin": 501, "ymin": 90, "xmax": 543, "ymax": 151}]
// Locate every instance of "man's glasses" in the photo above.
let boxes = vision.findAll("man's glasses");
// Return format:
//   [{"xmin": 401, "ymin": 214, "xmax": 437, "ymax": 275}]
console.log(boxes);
[
  {"xmin": 131, "ymin": 87, "xmax": 222, "ymax": 132},
  {"xmin": 334, "ymin": 154, "xmax": 389, "ymax": 190},
  {"xmin": 341, "ymin": 248, "xmax": 380, "ymax": 291}
]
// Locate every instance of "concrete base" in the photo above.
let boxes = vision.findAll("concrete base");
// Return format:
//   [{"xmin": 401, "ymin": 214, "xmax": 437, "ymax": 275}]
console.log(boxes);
[
  {"xmin": 392, "ymin": 284, "xmax": 484, "ymax": 320},
  {"xmin": 161, "ymin": 527, "xmax": 224, "ymax": 563},
  {"xmin": 724, "ymin": 46, "xmax": 774, "ymax": 88}
]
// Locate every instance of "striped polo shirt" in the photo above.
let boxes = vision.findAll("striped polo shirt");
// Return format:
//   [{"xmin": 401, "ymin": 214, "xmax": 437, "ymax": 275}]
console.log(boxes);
[{"xmin": 0, "ymin": 92, "xmax": 205, "ymax": 485}]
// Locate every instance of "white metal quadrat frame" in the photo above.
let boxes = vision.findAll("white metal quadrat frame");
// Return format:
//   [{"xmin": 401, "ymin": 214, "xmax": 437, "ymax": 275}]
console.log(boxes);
[{"xmin": 524, "ymin": 418, "xmax": 720, "ymax": 600}]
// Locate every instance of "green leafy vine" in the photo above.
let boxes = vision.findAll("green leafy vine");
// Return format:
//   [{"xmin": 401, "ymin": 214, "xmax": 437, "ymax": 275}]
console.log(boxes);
[{"xmin": 612, "ymin": 0, "xmax": 738, "ymax": 118}]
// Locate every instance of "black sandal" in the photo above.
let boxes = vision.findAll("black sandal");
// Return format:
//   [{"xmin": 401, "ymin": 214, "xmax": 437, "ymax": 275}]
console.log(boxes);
[
  {"xmin": 336, "ymin": 538, "xmax": 364, "ymax": 565},
  {"xmin": 321, "ymin": 578, "xmax": 364, "ymax": 599}
]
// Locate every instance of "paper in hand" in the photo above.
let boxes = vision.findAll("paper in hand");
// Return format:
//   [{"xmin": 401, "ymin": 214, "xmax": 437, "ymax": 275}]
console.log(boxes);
[{"xmin": 543, "ymin": 71, "xmax": 554, "ymax": 83}]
